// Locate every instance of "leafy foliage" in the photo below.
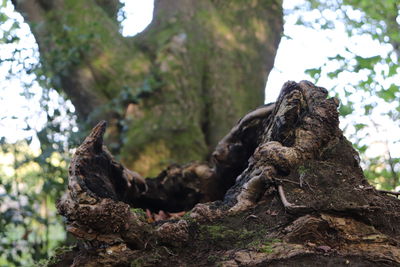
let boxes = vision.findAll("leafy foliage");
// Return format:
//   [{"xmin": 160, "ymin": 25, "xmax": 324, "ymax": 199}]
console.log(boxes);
[
  {"xmin": 0, "ymin": 100, "xmax": 79, "ymax": 265},
  {"xmin": 0, "ymin": 1, "xmax": 82, "ymax": 265},
  {"xmin": 0, "ymin": 140, "xmax": 66, "ymax": 266}
]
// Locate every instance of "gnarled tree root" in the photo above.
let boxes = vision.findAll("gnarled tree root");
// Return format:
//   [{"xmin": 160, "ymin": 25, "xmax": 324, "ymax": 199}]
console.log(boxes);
[{"xmin": 55, "ymin": 81, "xmax": 400, "ymax": 266}]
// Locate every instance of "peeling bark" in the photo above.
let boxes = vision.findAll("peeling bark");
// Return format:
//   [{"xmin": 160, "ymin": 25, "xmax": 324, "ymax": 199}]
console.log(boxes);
[{"xmin": 54, "ymin": 81, "xmax": 400, "ymax": 266}]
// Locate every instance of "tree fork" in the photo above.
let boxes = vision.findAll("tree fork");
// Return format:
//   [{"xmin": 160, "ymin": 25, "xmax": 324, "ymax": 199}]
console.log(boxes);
[
  {"xmin": 12, "ymin": 0, "xmax": 283, "ymax": 176},
  {"xmin": 55, "ymin": 81, "xmax": 400, "ymax": 266}
]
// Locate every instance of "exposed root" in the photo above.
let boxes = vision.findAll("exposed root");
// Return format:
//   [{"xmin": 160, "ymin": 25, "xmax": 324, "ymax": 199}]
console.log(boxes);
[{"xmin": 277, "ymin": 185, "xmax": 308, "ymax": 212}]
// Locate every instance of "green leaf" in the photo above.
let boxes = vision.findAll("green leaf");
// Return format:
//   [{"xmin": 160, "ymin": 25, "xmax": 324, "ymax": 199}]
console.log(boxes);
[
  {"xmin": 339, "ymin": 102, "xmax": 354, "ymax": 117},
  {"xmin": 354, "ymin": 123, "xmax": 367, "ymax": 131},
  {"xmin": 377, "ymin": 85, "xmax": 397, "ymax": 102},
  {"xmin": 327, "ymin": 54, "xmax": 346, "ymax": 61},
  {"xmin": 354, "ymin": 55, "xmax": 381, "ymax": 72},
  {"xmin": 388, "ymin": 64, "xmax": 398, "ymax": 77},
  {"xmin": 305, "ymin": 67, "xmax": 322, "ymax": 82},
  {"xmin": 327, "ymin": 69, "xmax": 342, "ymax": 79},
  {"xmin": 364, "ymin": 104, "xmax": 374, "ymax": 115},
  {"xmin": 355, "ymin": 144, "xmax": 368, "ymax": 153}
]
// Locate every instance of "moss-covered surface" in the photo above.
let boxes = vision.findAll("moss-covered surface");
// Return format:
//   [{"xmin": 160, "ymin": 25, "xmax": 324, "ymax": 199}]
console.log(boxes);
[
  {"xmin": 49, "ymin": 206, "xmax": 292, "ymax": 266},
  {"xmin": 20, "ymin": 0, "xmax": 283, "ymax": 177},
  {"xmin": 119, "ymin": 0, "xmax": 282, "ymax": 176},
  {"xmin": 42, "ymin": 0, "xmax": 150, "ymax": 97}
]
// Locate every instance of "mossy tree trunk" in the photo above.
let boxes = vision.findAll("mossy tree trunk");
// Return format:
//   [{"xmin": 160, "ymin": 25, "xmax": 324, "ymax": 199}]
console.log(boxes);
[{"xmin": 12, "ymin": 0, "xmax": 283, "ymax": 176}]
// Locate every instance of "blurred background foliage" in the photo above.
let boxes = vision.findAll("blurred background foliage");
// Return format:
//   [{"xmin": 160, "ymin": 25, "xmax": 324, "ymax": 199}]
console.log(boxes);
[
  {"xmin": 298, "ymin": 0, "xmax": 400, "ymax": 190},
  {"xmin": 0, "ymin": 0, "xmax": 399, "ymax": 265}
]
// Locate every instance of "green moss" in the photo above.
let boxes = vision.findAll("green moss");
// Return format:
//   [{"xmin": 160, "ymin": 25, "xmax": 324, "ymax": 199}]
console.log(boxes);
[
  {"xmin": 207, "ymin": 255, "xmax": 218, "ymax": 263},
  {"xmin": 181, "ymin": 212, "xmax": 195, "ymax": 223},
  {"xmin": 42, "ymin": 0, "xmax": 150, "ymax": 100},
  {"xmin": 130, "ymin": 258, "xmax": 145, "ymax": 267},
  {"xmin": 130, "ymin": 208, "xmax": 147, "ymax": 220},
  {"xmin": 258, "ymin": 239, "xmax": 281, "ymax": 254},
  {"xmin": 298, "ymin": 165, "xmax": 308, "ymax": 175},
  {"xmin": 121, "ymin": 108, "xmax": 208, "ymax": 176},
  {"xmin": 200, "ymin": 225, "xmax": 229, "ymax": 240},
  {"xmin": 199, "ymin": 224, "xmax": 255, "ymax": 245},
  {"xmin": 39, "ymin": 0, "xmax": 281, "ymax": 180},
  {"xmin": 260, "ymin": 244, "xmax": 274, "ymax": 253}
]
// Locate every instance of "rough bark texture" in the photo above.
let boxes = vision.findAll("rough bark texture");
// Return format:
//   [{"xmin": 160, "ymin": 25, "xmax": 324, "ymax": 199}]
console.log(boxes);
[
  {"xmin": 53, "ymin": 81, "xmax": 400, "ymax": 266},
  {"xmin": 12, "ymin": 0, "xmax": 283, "ymax": 176}
]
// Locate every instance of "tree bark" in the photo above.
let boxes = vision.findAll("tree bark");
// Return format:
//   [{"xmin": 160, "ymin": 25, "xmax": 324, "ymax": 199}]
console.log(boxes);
[
  {"xmin": 12, "ymin": 0, "xmax": 283, "ymax": 176},
  {"xmin": 54, "ymin": 81, "xmax": 400, "ymax": 266}
]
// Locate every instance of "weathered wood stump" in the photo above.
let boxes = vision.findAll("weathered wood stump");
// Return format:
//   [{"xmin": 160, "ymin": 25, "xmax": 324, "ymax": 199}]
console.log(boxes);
[{"xmin": 54, "ymin": 81, "xmax": 400, "ymax": 266}]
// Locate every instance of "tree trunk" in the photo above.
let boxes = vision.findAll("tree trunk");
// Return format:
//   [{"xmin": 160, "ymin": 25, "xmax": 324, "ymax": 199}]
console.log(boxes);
[
  {"xmin": 54, "ymin": 81, "xmax": 400, "ymax": 266},
  {"xmin": 12, "ymin": 0, "xmax": 283, "ymax": 176}
]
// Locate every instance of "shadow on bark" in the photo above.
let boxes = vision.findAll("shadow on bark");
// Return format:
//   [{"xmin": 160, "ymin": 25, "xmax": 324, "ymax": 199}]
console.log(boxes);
[{"xmin": 54, "ymin": 81, "xmax": 400, "ymax": 266}]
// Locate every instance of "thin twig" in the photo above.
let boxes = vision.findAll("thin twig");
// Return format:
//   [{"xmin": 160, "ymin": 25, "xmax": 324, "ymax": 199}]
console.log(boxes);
[
  {"xmin": 276, "ymin": 177, "xmax": 315, "ymax": 193},
  {"xmin": 275, "ymin": 178, "xmax": 300, "ymax": 185}
]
